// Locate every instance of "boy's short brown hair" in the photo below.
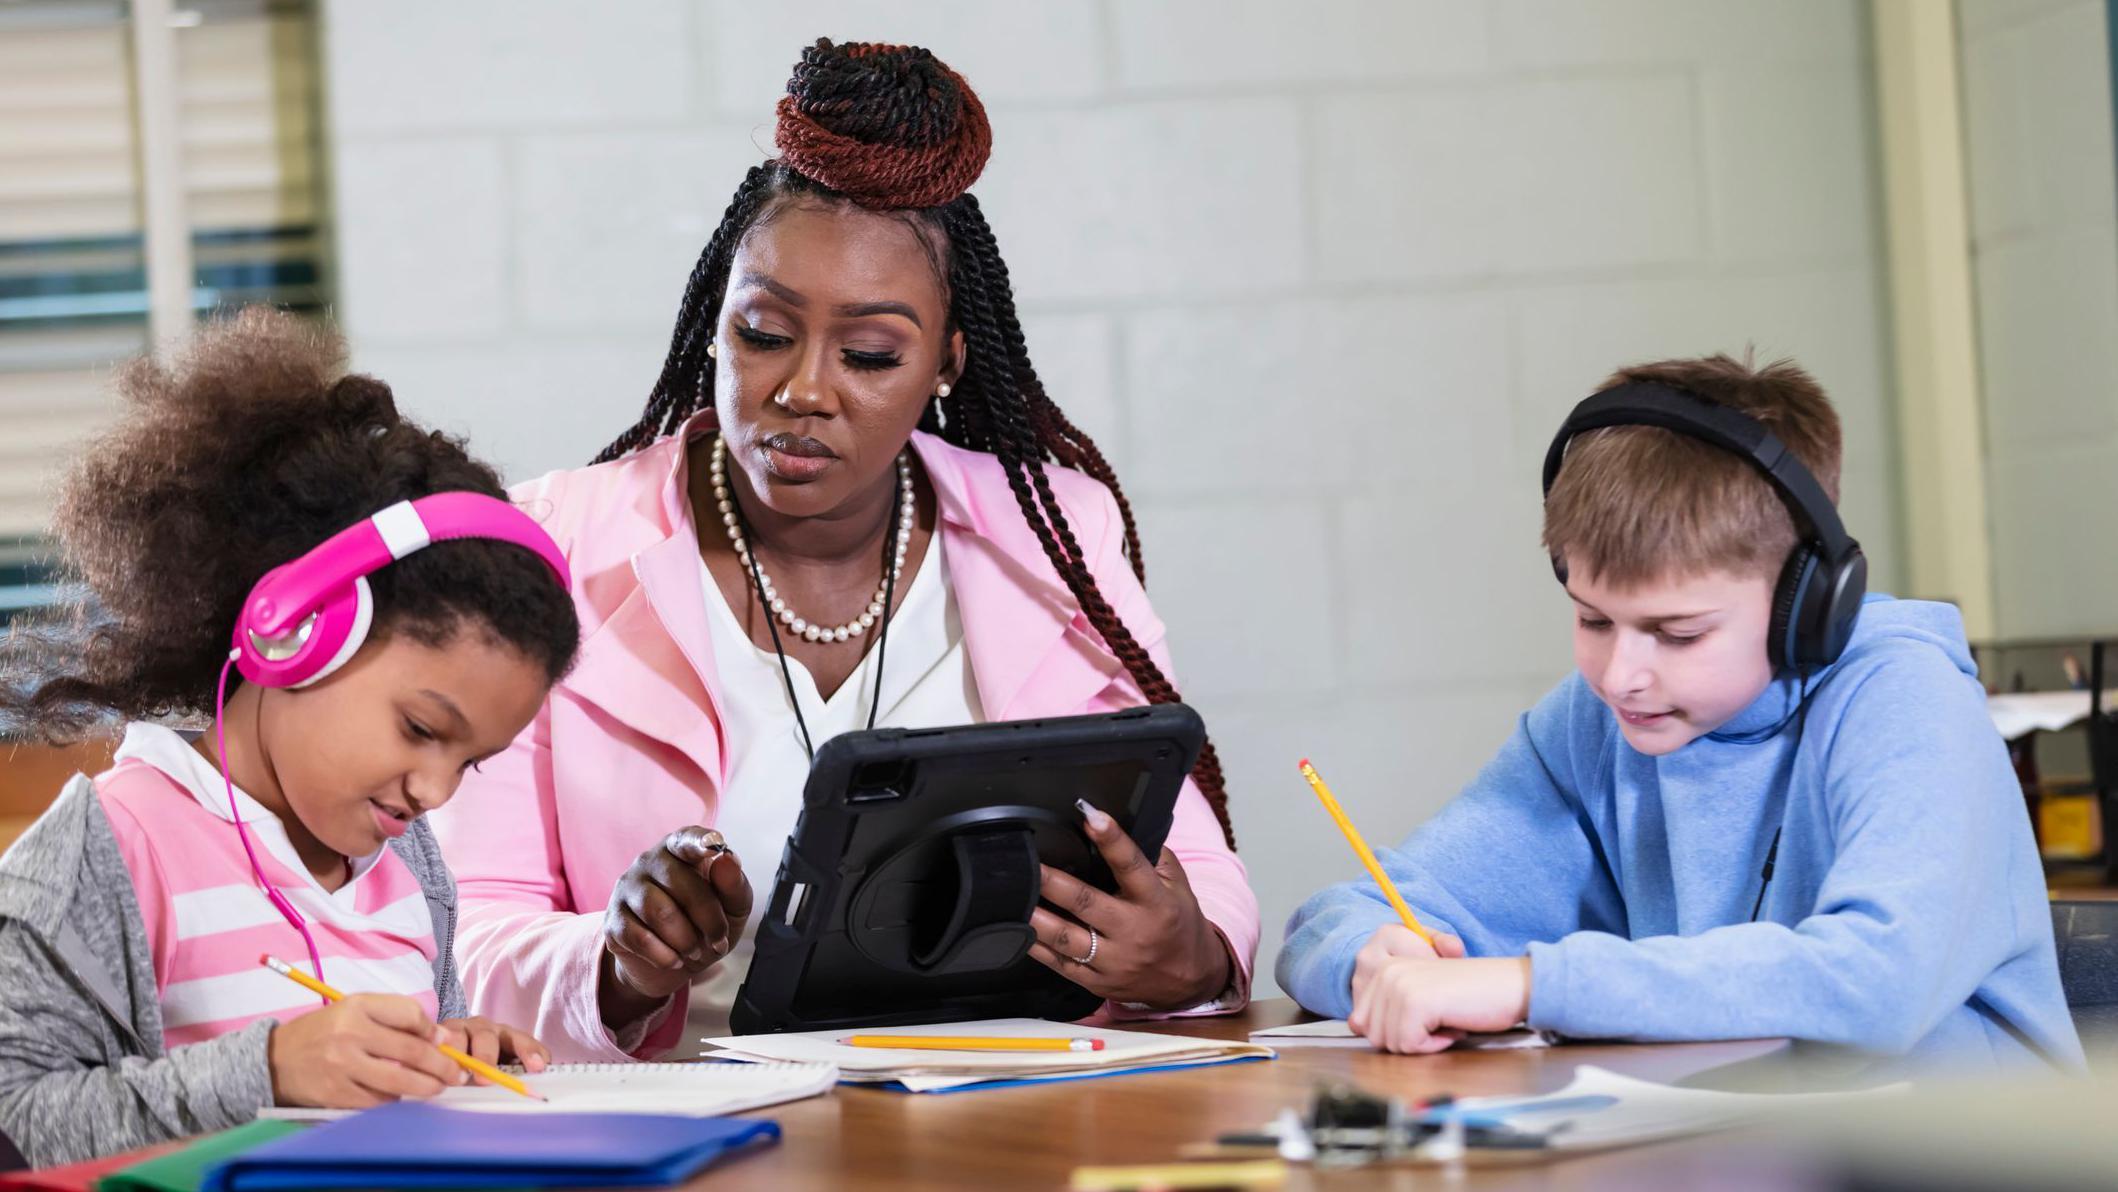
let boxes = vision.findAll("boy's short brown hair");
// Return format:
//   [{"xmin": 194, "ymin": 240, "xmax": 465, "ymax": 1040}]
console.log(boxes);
[{"xmin": 1542, "ymin": 353, "xmax": 1842, "ymax": 590}]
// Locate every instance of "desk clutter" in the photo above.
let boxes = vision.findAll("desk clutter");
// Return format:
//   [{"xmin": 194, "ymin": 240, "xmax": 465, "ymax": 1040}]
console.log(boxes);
[
  {"xmin": 1190, "ymin": 1066, "xmax": 1903, "ymax": 1169},
  {"xmin": 1972, "ymin": 636, "xmax": 2118, "ymax": 879},
  {"xmin": 0, "ymin": 1010, "xmax": 1930, "ymax": 1190}
]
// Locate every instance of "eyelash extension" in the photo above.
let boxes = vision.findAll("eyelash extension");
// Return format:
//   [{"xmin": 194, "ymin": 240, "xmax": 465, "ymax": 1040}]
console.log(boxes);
[
  {"xmin": 842, "ymin": 350, "xmax": 902, "ymax": 371},
  {"xmin": 734, "ymin": 325, "xmax": 902, "ymax": 371},
  {"xmin": 733, "ymin": 325, "xmax": 789, "ymax": 350}
]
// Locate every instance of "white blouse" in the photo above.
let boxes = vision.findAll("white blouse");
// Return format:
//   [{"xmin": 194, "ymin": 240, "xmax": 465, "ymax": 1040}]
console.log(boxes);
[{"xmin": 684, "ymin": 533, "xmax": 984, "ymax": 1042}]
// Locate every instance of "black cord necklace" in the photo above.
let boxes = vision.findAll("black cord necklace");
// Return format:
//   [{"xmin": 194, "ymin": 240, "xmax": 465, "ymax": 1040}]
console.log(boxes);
[
  {"xmin": 1748, "ymin": 668, "xmax": 1818, "ymax": 923},
  {"xmin": 725, "ymin": 445, "xmax": 905, "ymax": 762}
]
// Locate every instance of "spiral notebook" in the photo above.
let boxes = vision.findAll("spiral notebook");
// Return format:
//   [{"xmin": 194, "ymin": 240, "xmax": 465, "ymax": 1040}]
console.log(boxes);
[{"xmin": 259, "ymin": 1060, "xmax": 836, "ymax": 1119}]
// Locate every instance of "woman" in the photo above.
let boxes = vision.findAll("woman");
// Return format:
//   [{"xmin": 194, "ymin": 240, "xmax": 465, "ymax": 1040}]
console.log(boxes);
[{"xmin": 431, "ymin": 39, "xmax": 1257, "ymax": 1061}]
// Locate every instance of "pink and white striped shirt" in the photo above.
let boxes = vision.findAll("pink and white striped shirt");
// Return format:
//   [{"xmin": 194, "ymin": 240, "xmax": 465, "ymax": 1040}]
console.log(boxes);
[{"xmin": 93, "ymin": 723, "xmax": 439, "ymax": 1047}]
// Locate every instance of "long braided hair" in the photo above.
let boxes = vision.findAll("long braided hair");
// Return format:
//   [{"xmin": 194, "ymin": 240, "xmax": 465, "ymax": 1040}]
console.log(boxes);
[{"xmin": 594, "ymin": 39, "xmax": 1234, "ymax": 848}]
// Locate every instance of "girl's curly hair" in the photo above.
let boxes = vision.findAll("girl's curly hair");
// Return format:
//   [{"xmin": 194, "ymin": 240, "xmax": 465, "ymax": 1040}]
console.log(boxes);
[{"xmin": 0, "ymin": 307, "xmax": 580, "ymax": 743}]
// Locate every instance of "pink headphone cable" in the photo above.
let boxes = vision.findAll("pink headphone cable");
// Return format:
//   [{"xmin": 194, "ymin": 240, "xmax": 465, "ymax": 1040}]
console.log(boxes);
[{"xmin": 215, "ymin": 650, "xmax": 328, "ymax": 999}]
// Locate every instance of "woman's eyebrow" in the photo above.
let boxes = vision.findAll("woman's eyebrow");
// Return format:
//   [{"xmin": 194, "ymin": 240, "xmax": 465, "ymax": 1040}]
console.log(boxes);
[
  {"xmin": 736, "ymin": 271, "xmax": 805, "ymax": 306},
  {"xmin": 833, "ymin": 300, "xmax": 921, "ymax": 328}
]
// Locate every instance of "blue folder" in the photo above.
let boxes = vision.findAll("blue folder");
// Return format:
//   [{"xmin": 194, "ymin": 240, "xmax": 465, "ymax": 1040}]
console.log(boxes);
[{"xmin": 198, "ymin": 1102, "xmax": 779, "ymax": 1190}]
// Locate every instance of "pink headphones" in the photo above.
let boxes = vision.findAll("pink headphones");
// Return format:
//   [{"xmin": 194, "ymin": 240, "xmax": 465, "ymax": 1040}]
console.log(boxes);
[
  {"xmin": 217, "ymin": 492, "xmax": 569, "ymax": 989},
  {"xmin": 232, "ymin": 492, "xmax": 570, "ymax": 689}
]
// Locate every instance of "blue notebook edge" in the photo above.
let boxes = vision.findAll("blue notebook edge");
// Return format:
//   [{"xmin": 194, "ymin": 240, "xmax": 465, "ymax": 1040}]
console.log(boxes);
[{"xmin": 198, "ymin": 1106, "xmax": 780, "ymax": 1191}]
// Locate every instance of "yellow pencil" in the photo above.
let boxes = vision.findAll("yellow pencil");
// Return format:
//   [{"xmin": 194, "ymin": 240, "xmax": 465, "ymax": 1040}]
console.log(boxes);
[
  {"xmin": 843, "ymin": 1035, "xmax": 1106, "ymax": 1052},
  {"xmin": 259, "ymin": 954, "xmax": 545, "ymax": 1101},
  {"xmin": 1071, "ymin": 1160, "xmax": 1286, "ymax": 1191},
  {"xmin": 1297, "ymin": 759, "xmax": 1438, "ymax": 948}
]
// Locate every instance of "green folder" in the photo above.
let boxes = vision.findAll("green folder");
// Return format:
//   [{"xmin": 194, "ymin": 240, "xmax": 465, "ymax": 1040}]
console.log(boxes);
[{"xmin": 96, "ymin": 1121, "xmax": 305, "ymax": 1192}]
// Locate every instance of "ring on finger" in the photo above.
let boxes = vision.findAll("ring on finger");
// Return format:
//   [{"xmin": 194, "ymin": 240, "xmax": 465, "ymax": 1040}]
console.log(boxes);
[{"xmin": 1069, "ymin": 927, "xmax": 1098, "ymax": 967}]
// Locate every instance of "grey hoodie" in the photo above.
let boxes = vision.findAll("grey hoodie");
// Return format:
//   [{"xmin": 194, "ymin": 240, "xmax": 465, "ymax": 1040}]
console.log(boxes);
[{"xmin": 0, "ymin": 774, "xmax": 466, "ymax": 1166}]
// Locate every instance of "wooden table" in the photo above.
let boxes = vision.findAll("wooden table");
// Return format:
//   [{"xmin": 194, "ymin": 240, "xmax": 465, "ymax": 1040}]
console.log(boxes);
[{"xmin": 676, "ymin": 1000, "xmax": 1830, "ymax": 1190}]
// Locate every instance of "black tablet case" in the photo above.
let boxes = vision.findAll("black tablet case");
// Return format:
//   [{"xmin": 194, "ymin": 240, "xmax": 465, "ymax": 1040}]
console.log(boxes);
[{"xmin": 730, "ymin": 704, "xmax": 1205, "ymax": 1035}]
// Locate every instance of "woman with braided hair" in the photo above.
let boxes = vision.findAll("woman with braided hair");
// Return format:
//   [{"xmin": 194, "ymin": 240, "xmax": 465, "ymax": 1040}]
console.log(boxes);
[{"xmin": 429, "ymin": 39, "xmax": 1258, "ymax": 1059}]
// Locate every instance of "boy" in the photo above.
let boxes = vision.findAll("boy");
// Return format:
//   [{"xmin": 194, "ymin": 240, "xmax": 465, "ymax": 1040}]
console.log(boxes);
[{"xmin": 1278, "ymin": 355, "xmax": 2082, "ymax": 1069}]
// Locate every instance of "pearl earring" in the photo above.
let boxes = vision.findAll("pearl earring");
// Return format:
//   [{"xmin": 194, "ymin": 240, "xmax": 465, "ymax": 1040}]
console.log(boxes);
[
  {"xmin": 936, "ymin": 382, "xmax": 952, "ymax": 398},
  {"xmin": 705, "ymin": 341, "xmax": 717, "ymax": 359}
]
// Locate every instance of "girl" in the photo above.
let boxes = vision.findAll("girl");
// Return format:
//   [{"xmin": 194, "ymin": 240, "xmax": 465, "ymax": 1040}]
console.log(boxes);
[{"xmin": 0, "ymin": 309, "xmax": 578, "ymax": 1165}]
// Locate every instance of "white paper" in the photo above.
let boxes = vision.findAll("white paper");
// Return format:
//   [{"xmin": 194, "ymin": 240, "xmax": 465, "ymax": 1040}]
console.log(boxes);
[
  {"xmin": 1987, "ymin": 690, "xmax": 2116, "ymax": 740},
  {"xmin": 702, "ymin": 1018, "xmax": 1271, "ymax": 1090},
  {"xmin": 1249, "ymin": 1019, "xmax": 1553, "ymax": 1050},
  {"xmin": 1453, "ymin": 1065, "xmax": 1904, "ymax": 1151},
  {"xmin": 258, "ymin": 1060, "xmax": 837, "ymax": 1119}
]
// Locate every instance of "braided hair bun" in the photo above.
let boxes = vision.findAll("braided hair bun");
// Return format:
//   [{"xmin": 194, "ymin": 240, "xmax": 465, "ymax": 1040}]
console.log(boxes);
[{"xmin": 774, "ymin": 38, "xmax": 991, "ymax": 210}]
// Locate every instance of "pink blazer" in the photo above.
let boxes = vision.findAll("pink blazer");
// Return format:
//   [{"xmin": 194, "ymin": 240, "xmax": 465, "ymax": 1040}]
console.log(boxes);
[{"xmin": 431, "ymin": 415, "xmax": 1259, "ymax": 1061}]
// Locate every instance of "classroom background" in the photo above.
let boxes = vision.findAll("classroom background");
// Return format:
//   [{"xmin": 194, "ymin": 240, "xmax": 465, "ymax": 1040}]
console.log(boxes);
[{"xmin": 2, "ymin": 0, "xmax": 2116, "ymax": 997}]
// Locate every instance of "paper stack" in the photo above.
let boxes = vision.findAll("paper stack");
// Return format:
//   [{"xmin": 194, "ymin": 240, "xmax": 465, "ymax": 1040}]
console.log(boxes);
[
  {"xmin": 703, "ymin": 1019, "xmax": 1273, "ymax": 1093},
  {"xmin": 1248, "ymin": 1018, "xmax": 1554, "ymax": 1050}
]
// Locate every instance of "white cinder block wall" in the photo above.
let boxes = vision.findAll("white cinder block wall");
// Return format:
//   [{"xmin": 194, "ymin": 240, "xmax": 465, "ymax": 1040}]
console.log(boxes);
[
  {"xmin": 322, "ymin": 0, "xmax": 1903, "ymax": 995},
  {"xmin": 1959, "ymin": 0, "xmax": 2118, "ymax": 639}
]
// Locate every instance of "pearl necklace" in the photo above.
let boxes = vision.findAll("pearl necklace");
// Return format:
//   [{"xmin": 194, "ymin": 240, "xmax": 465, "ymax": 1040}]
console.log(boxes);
[{"xmin": 709, "ymin": 434, "xmax": 913, "ymax": 645}]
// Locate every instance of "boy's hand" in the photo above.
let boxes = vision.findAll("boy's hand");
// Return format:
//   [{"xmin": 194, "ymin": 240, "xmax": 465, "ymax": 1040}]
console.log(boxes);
[
  {"xmin": 435, "ymin": 1016, "xmax": 551, "ymax": 1075},
  {"xmin": 1347, "ymin": 956, "xmax": 1532, "ymax": 1054},
  {"xmin": 1351, "ymin": 924, "xmax": 1464, "ymax": 1002},
  {"xmin": 267, "ymin": 994, "xmax": 464, "ymax": 1109}
]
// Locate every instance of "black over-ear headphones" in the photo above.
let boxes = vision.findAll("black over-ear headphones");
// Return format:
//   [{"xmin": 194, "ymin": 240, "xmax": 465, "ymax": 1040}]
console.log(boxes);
[{"xmin": 1541, "ymin": 381, "xmax": 1867, "ymax": 673}]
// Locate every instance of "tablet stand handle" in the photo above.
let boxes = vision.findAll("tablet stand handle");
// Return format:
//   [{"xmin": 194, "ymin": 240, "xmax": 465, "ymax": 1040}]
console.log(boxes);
[{"xmin": 910, "ymin": 827, "xmax": 1042, "ymax": 974}]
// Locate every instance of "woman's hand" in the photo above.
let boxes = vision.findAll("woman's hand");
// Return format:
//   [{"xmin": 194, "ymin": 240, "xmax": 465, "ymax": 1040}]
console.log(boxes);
[
  {"xmin": 267, "ymin": 994, "xmax": 463, "ymax": 1109},
  {"xmin": 599, "ymin": 826, "xmax": 753, "ymax": 1030},
  {"xmin": 1027, "ymin": 800, "xmax": 1233, "ymax": 1010},
  {"xmin": 435, "ymin": 1016, "xmax": 551, "ymax": 1076}
]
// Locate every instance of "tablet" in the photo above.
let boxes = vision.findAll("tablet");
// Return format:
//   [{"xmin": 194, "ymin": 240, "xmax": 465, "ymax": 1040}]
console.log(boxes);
[{"xmin": 730, "ymin": 704, "xmax": 1205, "ymax": 1035}]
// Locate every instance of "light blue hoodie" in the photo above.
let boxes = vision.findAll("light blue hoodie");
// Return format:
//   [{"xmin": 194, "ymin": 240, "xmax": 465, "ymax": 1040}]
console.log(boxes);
[{"xmin": 1279, "ymin": 596, "xmax": 2084, "ymax": 1069}]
